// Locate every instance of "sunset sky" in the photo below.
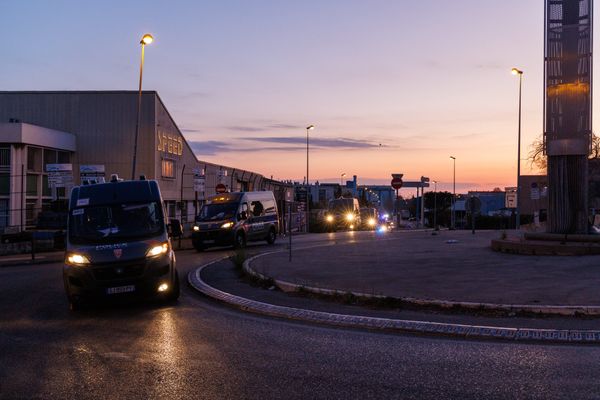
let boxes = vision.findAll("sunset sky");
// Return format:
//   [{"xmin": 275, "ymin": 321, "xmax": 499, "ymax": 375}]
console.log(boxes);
[{"xmin": 3, "ymin": 0, "xmax": 599, "ymax": 193}]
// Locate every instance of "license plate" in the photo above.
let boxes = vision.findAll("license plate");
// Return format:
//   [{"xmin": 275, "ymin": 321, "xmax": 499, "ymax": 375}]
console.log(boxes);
[
  {"xmin": 203, "ymin": 240, "xmax": 215, "ymax": 244},
  {"xmin": 106, "ymin": 285, "xmax": 135, "ymax": 295}
]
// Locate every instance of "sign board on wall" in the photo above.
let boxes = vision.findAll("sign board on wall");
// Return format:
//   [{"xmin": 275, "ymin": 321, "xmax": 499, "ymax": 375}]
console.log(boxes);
[
  {"xmin": 47, "ymin": 164, "xmax": 74, "ymax": 188},
  {"xmin": 193, "ymin": 168, "xmax": 205, "ymax": 192},
  {"xmin": 156, "ymin": 130, "xmax": 183, "ymax": 156},
  {"xmin": 80, "ymin": 165, "xmax": 105, "ymax": 184}
]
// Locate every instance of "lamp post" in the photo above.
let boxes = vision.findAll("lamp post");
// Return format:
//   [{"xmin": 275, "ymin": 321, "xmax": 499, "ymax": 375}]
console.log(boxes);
[
  {"xmin": 340, "ymin": 172, "xmax": 346, "ymax": 186},
  {"xmin": 511, "ymin": 67, "xmax": 523, "ymax": 230},
  {"xmin": 131, "ymin": 33, "xmax": 154, "ymax": 180},
  {"xmin": 306, "ymin": 124, "xmax": 315, "ymax": 233},
  {"xmin": 450, "ymin": 156, "xmax": 456, "ymax": 229},
  {"xmin": 432, "ymin": 180, "xmax": 438, "ymax": 230}
]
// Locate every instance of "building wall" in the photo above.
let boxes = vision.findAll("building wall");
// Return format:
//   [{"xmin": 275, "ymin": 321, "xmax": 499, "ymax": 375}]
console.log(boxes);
[
  {"xmin": 0, "ymin": 91, "xmax": 293, "ymax": 230},
  {"xmin": 519, "ymin": 175, "xmax": 549, "ymax": 216},
  {"xmin": 0, "ymin": 91, "xmax": 156, "ymax": 183}
]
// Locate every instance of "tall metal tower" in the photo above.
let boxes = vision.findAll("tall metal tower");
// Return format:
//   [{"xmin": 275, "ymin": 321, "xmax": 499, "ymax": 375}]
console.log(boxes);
[{"xmin": 544, "ymin": 0, "xmax": 592, "ymax": 234}]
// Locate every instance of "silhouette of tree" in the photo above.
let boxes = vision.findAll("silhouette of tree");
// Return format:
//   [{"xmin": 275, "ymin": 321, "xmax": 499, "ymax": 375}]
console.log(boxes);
[
  {"xmin": 528, "ymin": 133, "xmax": 600, "ymax": 173},
  {"xmin": 423, "ymin": 191, "xmax": 453, "ymax": 227}
]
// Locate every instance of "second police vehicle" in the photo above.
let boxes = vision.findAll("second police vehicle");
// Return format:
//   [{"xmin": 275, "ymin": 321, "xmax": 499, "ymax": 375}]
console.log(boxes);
[{"xmin": 192, "ymin": 191, "xmax": 279, "ymax": 250}]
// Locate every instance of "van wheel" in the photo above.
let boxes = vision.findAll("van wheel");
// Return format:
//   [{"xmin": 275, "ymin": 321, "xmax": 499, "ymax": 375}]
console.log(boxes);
[
  {"xmin": 234, "ymin": 232, "xmax": 246, "ymax": 249},
  {"xmin": 266, "ymin": 229, "xmax": 276, "ymax": 244},
  {"xmin": 193, "ymin": 243, "xmax": 205, "ymax": 252},
  {"xmin": 167, "ymin": 271, "xmax": 180, "ymax": 302},
  {"xmin": 68, "ymin": 296, "xmax": 83, "ymax": 311}
]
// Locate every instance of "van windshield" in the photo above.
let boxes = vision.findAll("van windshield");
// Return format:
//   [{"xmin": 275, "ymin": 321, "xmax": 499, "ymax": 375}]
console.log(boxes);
[
  {"xmin": 197, "ymin": 203, "xmax": 238, "ymax": 222},
  {"xmin": 69, "ymin": 202, "xmax": 164, "ymax": 244},
  {"xmin": 329, "ymin": 199, "xmax": 355, "ymax": 213}
]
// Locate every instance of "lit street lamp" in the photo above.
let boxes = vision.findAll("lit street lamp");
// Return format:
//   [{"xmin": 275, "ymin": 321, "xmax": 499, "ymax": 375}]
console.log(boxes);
[
  {"xmin": 306, "ymin": 124, "xmax": 315, "ymax": 233},
  {"xmin": 511, "ymin": 67, "xmax": 523, "ymax": 230},
  {"xmin": 450, "ymin": 156, "xmax": 456, "ymax": 229},
  {"xmin": 131, "ymin": 33, "xmax": 154, "ymax": 180},
  {"xmin": 340, "ymin": 172, "xmax": 346, "ymax": 186}
]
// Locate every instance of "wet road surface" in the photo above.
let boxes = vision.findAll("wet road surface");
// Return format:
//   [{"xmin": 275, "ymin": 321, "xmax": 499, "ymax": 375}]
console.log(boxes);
[{"xmin": 2, "ymin": 232, "xmax": 600, "ymax": 399}]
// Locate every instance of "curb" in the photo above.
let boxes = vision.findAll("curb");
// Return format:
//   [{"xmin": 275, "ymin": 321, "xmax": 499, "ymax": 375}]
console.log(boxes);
[
  {"xmin": 0, "ymin": 255, "xmax": 64, "ymax": 268},
  {"xmin": 188, "ymin": 257, "xmax": 600, "ymax": 344},
  {"xmin": 244, "ymin": 246, "xmax": 600, "ymax": 317}
]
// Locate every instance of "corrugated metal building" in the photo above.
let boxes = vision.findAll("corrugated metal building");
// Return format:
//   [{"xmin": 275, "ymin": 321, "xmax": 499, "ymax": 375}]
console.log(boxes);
[{"xmin": 0, "ymin": 91, "xmax": 291, "ymax": 231}]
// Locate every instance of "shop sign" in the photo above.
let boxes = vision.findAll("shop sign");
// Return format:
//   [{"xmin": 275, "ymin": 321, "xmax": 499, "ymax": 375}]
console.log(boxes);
[{"xmin": 157, "ymin": 130, "xmax": 183, "ymax": 156}]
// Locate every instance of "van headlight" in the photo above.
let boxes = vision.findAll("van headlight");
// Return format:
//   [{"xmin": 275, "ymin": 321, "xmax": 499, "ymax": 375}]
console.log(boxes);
[
  {"xmin": 326, "ymin": 215, "xmax": 334, "ymax": 222},
  {"xmin": 221, "ymin": 221, "xmax": 234, "ymax": 229},
  {"xmin": 146, "ymin": 242, "xmax": 169, "ymax": 257},
  {"xmin": 346, "ymin": 213, "xmax": 355, "ymax": 221},
  {"xmin": 193, "ymin": 225, "xmax": 200, "ymax": 231},
  {"xmin": 66, "ymin": 253, "xmax": 90, "ymax": 265}
]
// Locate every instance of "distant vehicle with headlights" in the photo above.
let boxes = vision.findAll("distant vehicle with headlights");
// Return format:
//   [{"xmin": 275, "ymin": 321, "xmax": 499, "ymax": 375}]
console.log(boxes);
[
  {"xmin": 324, "ymin": 197, "xmax": 361, "ymax": 231},
  {"xmin": 192, "ymin": 191, "xmax": 279, "ymax": 251},
  {"xmin": 63, "ymin": 177, "xmax": 180, "ymax": 310},
  {"xmin": 359, "ymin": 207, "xmax": 379, "ymax": 230}
]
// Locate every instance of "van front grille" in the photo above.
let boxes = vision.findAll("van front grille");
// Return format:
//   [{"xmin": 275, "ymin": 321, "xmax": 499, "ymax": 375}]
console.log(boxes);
[{"xmin": 92, "ymin": 263, "xmax": 145, "ymax": 280}]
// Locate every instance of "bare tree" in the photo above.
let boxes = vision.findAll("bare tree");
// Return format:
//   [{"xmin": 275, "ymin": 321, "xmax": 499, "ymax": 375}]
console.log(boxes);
[{"xmin": 527, "ymin": 133, "xmax": 600, "ymax": 173}]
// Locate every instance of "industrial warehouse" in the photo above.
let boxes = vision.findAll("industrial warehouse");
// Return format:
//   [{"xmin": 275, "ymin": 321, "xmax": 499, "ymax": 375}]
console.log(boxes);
[{"xmin": 0, "ymin": 91, "xmax": 292, "ymax": 232}]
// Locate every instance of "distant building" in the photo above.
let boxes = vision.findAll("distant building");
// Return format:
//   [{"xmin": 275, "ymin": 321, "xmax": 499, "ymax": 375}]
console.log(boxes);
[{"xmin": 467, "ymin": 191, "xmax": 508, "ymax": 216}]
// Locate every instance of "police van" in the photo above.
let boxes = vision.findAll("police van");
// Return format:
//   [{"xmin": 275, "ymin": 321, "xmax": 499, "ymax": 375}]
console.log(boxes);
[
  {"xmin": 324, "ymin": 197, "xmax": 361, "ymax": 231},
  {"xmin": 63, "ymin": 177, "xmax": 180, "ymax": 310},
  {"xmin": 192, "ymin": 191, "xmax": 279, "ymax": 251}
]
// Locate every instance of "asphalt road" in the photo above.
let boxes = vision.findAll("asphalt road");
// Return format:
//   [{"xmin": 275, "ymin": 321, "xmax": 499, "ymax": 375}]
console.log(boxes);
[{"xmin": 2, "ymin": 232, "xmax": 600, "ymax": 399}]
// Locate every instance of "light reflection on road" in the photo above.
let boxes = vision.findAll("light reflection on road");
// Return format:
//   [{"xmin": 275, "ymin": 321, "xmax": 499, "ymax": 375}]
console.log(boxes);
[{"xmin": 147, "ymin": 307, "xmax": 185, "ymax": 398}]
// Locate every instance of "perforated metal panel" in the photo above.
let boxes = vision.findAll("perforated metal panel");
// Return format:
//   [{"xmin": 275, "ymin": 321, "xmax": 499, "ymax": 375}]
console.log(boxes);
[
  {"xmin": 544, "ymin": 0, "xmax": 592, "ymax": 156},
  {"xmin": 544, "ymin": 0, "xmax": 592, "ymax": 234}
]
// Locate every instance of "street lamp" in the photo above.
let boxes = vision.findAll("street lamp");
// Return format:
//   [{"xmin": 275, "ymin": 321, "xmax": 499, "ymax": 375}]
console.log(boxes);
[
  {"xmin": 340, "ymin": 172, "xmax": 346, "ymax": 186},
  {"xmin": 512, "ymin": 67, "xmax": 523, "ymax": 230},
  {"xmin": 131, "ymin": 33, "xmax": 154, "ymax": 180},
  {"xmin": 450, "ymin": 156, "xmax": 456, "ymax": 229},
  {"xmin": 432, "ymin": 180, "xmax": 438, "ymax": 230},
  {"xmin": 306, "ymin": 124, "xmax": 315, "ymax": 233}
]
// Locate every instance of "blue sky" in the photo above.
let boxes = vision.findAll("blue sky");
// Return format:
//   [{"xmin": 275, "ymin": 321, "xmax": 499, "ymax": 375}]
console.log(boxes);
[{"xmin": 2, "ymin": 0, "xmax": 587, "ymax": 191}]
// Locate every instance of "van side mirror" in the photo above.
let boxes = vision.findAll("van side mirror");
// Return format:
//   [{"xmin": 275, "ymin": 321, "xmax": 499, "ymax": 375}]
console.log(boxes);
[
  {"xmin": 238, "ymin": 211, "xmax": 248, "ymax": 220},
  {"xmin": 168, "ymin": 219, "xmax": 183, "ymax": 237}
]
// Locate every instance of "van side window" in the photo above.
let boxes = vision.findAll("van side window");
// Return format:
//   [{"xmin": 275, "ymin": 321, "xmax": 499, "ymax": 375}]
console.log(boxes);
[
  {"xmin": 239, "ymin": 203, "xmax": 249, "ymax": 218},
  {"xmin": 263, "ymin": 199, "xmax": 276, "ymax": 214},
  {"xmin": 251, "ymin": 201, "xmax": 264, "ymax": 217}
]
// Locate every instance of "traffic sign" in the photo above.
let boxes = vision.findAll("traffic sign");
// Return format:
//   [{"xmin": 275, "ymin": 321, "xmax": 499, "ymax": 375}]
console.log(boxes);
[
  {"xmin": 215, "ymin": 183, "xmax": 227, "ymax": 193},
  {"xmin": 391, "ymin": 177, "xmax": 403, "ymax": 190},
  {"xmin": 193, "ymin": 176, "xmax": 206, "ymax": 192}
]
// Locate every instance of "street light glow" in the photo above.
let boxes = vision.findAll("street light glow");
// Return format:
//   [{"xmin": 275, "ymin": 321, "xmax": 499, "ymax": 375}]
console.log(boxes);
[
  {"xmin": 141, "ymin": 34, "xmax": 154, "ymax": 45},
  {"xmin": 306, "ymin": 125, "xmax": 315, "ymax": 130},
  {"xmin": 511, "ymin": 67, "xmax": 523, "ymax": 75}
]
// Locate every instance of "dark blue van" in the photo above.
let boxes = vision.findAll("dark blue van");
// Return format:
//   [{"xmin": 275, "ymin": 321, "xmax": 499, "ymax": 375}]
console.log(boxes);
[
  {"xmin": 192, "ymin": 191, "xmax": 279, "ymax": 250},
  {"xmin": 63, "ymin": 178, "xmax": 180, "ymax": 310}
]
